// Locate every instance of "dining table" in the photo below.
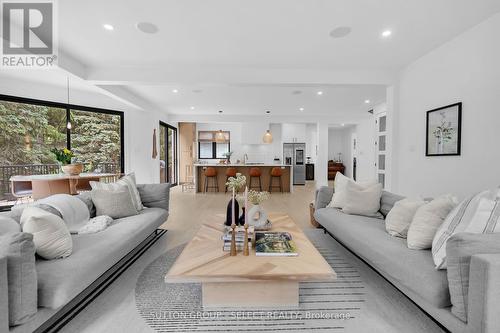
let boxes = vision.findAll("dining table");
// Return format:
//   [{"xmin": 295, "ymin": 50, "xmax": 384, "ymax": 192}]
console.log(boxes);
[{"xmin": 10, "ymin": 173, "xmax": 119, "ymax": 200}]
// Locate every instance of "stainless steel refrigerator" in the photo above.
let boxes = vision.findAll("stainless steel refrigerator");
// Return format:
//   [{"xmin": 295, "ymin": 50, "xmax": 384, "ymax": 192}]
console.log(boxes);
[{"xmin": 283, "ymin": 143, "xmax": 306, "ymax": 185}]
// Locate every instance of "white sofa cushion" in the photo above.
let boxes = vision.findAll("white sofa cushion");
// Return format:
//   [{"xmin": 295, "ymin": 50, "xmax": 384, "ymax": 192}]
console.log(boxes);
[
  {"xmin": 21, "ymin": 207, "xmax": 73, "ymax": 259},
  {"xmin": 385, "ymin": 198, "xmax": 425, "ymax": 238},
  {"xmin": 328, "ymin": 173, "xmax": 374, "ymax": 209},
  {"xmin": 432, "ymin": 189, "xmax": 500, "ymax": 269},
  {"xmin": 342, "ymin": 182, "xmax": 383, "ymax": 217},
  {"xmin": 407, "ymin": 195, "xmax": 457, "ymax": 250}
]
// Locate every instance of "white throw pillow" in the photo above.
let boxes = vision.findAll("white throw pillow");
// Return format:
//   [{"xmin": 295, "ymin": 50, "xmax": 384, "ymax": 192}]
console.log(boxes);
[
  {"xmin": 90, "ymin": 173, "xmax": 143, "ymax": 211},
  {"xmin": 407, "ymin": 195, "xmax": 457, "ymax": 250},
  {"xmin": 20, "ymin": 207, "xmax": 72, "ymax": 259},
  {"xmin": 342, "ymin": 182, "xmax": 383, "ymax": 217},
  {"xmin": 432, "ymin": 189, "xmax": 500, "ymax": 269},
  {"xmin": 385, "ymin": 198, "xmax": 425, "ymax": 238},
  {"xmin": 327, "ymin": 173, "xmax": 373, "ymax": 209}
]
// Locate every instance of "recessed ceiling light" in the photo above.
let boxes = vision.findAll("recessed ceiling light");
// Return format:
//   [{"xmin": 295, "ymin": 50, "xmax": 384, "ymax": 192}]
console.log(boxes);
[
  {"xmin": 364, "ymin": 99, "xmax": 371, "ymax": 104},
  {"xmin": 299, "ymin": 107, "xmax": 304, "ymax": 111},
  {"xmin": 172, "ymin": 89, "xmax": 179, "ymax": 93},
  {"xmin": 317, "ymin": 91, "xmax": 323, "ymax": 96},
  {"xmin": 103, "ymin": 24, "xmax": 114, "ymax": 31},
  {"xmin": 329, "ymin": 26, "xmax": 352, "ymax": 38},
  {"xmin": 136, "ymin": 22, "xmax": 159, "ymax": 34},
  {"xmin": 190, "ymin": 106, "xmax": 195, "ymax": 110},
  {"xmin": 381, "ymin": 30, "xmax": 392, "ymax": 38},
  {"xmin": 341, "ymin": 123, "xmax": 345, "ymax": 127}
]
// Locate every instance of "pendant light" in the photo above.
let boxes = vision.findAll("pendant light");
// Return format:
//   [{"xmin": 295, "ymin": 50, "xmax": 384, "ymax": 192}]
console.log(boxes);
[
  {"xmin": 215, "ymin": 130, "xmax": 225, "ymax": 143},
  {"xmin": 263, "ymin": 130, "xmax": 273, "ymax": 143},
  {"xmin": 66, "ymin": 77, "xmax": 72, "ymax": 129}
]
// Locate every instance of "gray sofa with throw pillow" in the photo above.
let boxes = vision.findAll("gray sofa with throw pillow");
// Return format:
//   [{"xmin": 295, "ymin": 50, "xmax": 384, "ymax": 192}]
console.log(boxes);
[
  {"xmin": 314, "ymin": 186, "xmax": 500, "ymax": 333},
  {"xmin": 0, "ymin": 183, "xmax": 170, "ymax": 333}
]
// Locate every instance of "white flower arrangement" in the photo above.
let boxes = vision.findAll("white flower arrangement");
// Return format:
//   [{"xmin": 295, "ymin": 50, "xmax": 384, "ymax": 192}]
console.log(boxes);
[
  {"xmin": 225, "ymin": 173, "xmax": 246, "ymax": 191},
  {"xmin": 248, "ymin": 190, "xmax": 270, "ymax": 205}
]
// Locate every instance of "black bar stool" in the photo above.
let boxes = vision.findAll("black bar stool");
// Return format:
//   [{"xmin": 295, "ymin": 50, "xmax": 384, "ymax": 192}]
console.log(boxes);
[
  {"xmin": 269, "ymin": 167, "xmax": 283, "ymax": 193},
  {"xmin": 249, "ymin": 167, "xmax": 262, "ymax": 191},
  {"xmin": 204, "ymin": 167, "xmax": 219, "ymax": 192}
]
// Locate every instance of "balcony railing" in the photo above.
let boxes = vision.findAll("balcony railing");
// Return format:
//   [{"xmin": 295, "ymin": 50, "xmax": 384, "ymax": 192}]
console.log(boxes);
[{"xmin": 0, "ymin": 163, "xmax": 119, "ymax": 202}]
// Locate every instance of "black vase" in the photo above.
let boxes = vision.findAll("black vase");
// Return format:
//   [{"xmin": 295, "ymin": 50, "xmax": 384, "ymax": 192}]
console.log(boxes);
[
  {"xmin": 225, "ymin": 198, "xmax": 240, "ymax": 226},
  {"xmin": 238, "ymin": 207, "xmax": 246, "ymax": 225}
]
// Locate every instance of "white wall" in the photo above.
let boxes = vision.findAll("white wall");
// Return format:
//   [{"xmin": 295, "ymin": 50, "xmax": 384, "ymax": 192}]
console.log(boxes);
[
  {"xmin": 393, "ymin": 13, "xmax": 500, "ymax": 199},
  {"xmin": 0, "ymin": 74, "xmax": 169, "ymax": 184}
]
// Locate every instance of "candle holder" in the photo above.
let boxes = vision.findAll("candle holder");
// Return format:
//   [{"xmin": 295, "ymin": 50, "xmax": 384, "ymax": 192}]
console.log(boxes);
[
  {"xmin": 243, "ymin": 224, "xmax": 249, "ymax": 256},
  {"xmin": 230, "ymin": 224, "xmax": 237, "ymax": 256}
]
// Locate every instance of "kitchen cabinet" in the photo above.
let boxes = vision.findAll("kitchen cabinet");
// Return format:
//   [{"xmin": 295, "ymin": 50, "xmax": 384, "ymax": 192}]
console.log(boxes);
[{"xmin": 282, "ymin": 123, "xmax": 306, "ymax": 143}]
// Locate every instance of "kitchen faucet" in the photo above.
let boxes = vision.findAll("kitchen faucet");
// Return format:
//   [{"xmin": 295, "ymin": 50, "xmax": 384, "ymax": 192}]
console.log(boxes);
[{"xmin": 243, "ymin": 153, "xmax": 248, "ymax": 164}]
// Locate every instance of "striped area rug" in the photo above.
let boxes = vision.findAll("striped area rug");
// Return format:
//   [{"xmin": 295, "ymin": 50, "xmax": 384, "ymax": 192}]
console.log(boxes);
[{"xmin": 135, "ymin": 230, "xmax": 365, "ymax": 332}]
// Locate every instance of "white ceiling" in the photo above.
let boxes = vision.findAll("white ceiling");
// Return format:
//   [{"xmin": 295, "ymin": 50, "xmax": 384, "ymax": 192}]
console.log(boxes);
[
  {"xmin": 3, "ymin": 0, "xmax": 500, "ymax": 119},
  {"xmin": 60, "ymin": 0, "xmax": 500, "ymax": 69},
  {"xmin": 127, "ymin": 84, "xmax": 386, "ymax": 115}
]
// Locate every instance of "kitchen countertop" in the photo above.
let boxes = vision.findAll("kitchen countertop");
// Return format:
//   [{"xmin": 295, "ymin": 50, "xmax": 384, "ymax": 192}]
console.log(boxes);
[{"xmin": 193, "ymin": 163, "xmax": 290, "ymax": 167}]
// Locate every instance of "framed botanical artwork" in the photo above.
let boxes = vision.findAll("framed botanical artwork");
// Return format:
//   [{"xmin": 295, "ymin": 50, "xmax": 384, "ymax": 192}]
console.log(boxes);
[{"xmin": 426, "ymin": 102, "xmax": 462, "ymax": 156}]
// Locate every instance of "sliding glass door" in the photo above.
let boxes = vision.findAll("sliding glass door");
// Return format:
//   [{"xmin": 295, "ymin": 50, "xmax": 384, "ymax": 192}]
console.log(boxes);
[{"xmin": 159, "ymin": 122, "xmax": 177, "ymax": 185}]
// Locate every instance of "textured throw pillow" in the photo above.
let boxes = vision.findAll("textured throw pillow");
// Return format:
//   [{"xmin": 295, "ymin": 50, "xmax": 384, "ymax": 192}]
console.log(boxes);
[
  {"xmin": 0, "ymin": 232, "xmax": 37, "ymax": 326},
  {"xmin": 90, "ymin": 173, "xmax": 143, "ymax": 211},
  {"xmin": 385, "ymin": 198, "xmax": 425, "ymax": 238},
  {"xmin": 91, "ymin": 187, "xmax": 138, "ymax": 219},
  {"xmin": 342, "ymin": 182, "xmax": 383, "ymax": 217},
  {"xmin": 20, "ymin": 207, "xmax": 73, "ymax": 259},
  {"xmin": 0, "ymin": 215, "xmax": 21, "ymax": 235},
  {"xmin": 446, "ymin": 232, "xmax": 500, "ymax": 322},
  {"xmin": 407, "ymin": 195, "xmax": 457, "ymax": 250},
  {"xmin": 432, "ymin": 189, "xmax": 500, "ymax": 269},
  {"xmin": 136, "ymin": 183, "xmax": 171, "ymax": 210}
]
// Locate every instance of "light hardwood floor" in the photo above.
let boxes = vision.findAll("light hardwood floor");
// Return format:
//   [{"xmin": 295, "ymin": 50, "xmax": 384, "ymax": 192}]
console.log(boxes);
[{"xmin": 60, "ymin": 181, "xmax": 443, "ymax": 333}]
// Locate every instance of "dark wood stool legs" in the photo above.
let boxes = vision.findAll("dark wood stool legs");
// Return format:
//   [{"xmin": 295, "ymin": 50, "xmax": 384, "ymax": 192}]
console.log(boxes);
[
  {"xmin": 269, "ymin": 175, "xmax": 282, "ymax": 192},
  {"xmin": 205, "ymin": 175, "xmax": 219, "ymax": 192},
  {"xmin": 249, "ymin": 176, "xmax": 262, "ymax": 191}
]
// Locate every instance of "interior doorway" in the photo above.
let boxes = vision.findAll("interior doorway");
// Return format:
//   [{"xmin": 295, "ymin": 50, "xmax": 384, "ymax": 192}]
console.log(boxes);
[{"xmin": 159, "ymin": 122, "xmax": 178, "ymax": 185}]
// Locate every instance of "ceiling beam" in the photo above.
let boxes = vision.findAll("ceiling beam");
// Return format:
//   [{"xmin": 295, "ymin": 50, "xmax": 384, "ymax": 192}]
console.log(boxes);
[{"xmin": 85, "ymin": 66, "xmax": 396, "ymax": 86}]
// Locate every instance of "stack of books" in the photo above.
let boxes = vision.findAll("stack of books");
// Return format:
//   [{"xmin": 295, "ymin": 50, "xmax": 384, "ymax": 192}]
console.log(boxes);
[{"xmin": 222, "ymin": 226, "xmax": 254, "ymax": 252}]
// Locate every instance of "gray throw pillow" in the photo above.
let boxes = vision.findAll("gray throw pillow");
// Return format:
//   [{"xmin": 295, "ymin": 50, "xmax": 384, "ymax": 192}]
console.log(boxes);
[
  {"xmin": 446, "ymin": 232, "xmax": 500, "ymax": 322},
  {"xmin": 380, "ymin": 191, "xmax": 406, "ymax": 217},
  {"xmin": 91, "ymin": 187, "xmax": 138, "ymax": 219},
  {"xmin": 76, "ymin": 191, "xmax": 96, "ymax": 218},
  {"xmin": 315, "ymin": 186, "xmax": 334, "ymax": 210},
  {"xmin": 0, "ymin": 232, "xmax": 37, "ymax": 326},
  {"xmin": 136, "ymin": 183, "xmax": 171, "ymax": 211},
  {"xmin": 0, "ymin": 215, "xmax": 21, "ymax": 235}
]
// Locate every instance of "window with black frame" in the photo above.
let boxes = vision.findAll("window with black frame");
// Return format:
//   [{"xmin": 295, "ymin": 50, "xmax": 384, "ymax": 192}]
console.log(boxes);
[
  {"xmin": 198, "ymin": 130, "xmax": 230, "ymax": 159},
  {"xmin": 0, "ymin": 95, "xmax": 124, "ymax": 209}
]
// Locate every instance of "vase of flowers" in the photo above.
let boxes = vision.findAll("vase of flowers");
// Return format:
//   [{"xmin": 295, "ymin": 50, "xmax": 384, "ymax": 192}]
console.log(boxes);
[
  {"xmin": 225, "ymin": 173, "xmax": 246, "ymax": 226},
  {"xmin": 222, "ymin": 151, "xmax": 233, "ymax": 164},
  {"xmin": 247, "ymin": 190, "xmax": 271, "ymax": 230},
  {"xmin": 51, "ymin": 148, "xmax": 83, "ymax": 175}
]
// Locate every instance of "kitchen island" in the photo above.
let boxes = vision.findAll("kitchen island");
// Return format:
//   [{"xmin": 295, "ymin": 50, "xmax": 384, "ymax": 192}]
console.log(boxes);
[{"xmin": 194, "ymin": 164, "xmax": 292, "ymax": 193}]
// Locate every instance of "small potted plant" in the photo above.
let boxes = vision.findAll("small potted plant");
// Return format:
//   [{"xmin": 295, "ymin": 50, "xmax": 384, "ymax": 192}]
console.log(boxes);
[{"xmin": 51, "ymin": 148, "xmax": 83, "ymax": 175}]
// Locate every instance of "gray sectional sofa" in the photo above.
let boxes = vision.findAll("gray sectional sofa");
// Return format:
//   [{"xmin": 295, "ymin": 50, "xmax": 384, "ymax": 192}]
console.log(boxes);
[
  {"xmin": 0, "ymin": 183, "xmax": 170, "ymax": 333},
  {"xmin": 314, "ymin": 186, "xmax": 500, "ymax": 333}
]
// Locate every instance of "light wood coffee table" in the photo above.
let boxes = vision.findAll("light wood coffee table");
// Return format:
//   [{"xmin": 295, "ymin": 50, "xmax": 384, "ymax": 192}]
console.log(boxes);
[{"xmin": 165, "ymin": 213, "xmax": 336, "ymax": 308}]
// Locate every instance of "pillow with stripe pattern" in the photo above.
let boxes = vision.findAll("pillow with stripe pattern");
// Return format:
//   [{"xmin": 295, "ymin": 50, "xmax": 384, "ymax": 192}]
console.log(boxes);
[
  {"xmin": 432, "ymin": 188, "xmax": 500, "ymax": 269},
  {"xmin": 90, "ymin": 173, "xmax": 143, "ymax": 211}
]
